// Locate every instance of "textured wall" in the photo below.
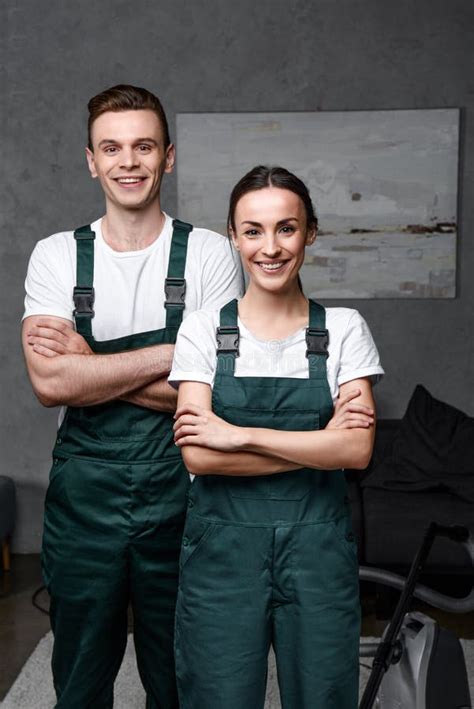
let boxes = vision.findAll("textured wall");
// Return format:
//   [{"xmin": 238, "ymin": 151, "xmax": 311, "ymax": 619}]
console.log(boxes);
[{"xmin": 2, "ymin": 0, "xmax": 474, "ymax": 551}]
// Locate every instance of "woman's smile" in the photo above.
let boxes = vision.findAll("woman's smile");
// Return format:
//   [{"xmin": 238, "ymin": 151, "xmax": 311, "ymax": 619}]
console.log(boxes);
[{"xmin": 254, "ymin": 259, "xmax": 290, "ymax": 273}]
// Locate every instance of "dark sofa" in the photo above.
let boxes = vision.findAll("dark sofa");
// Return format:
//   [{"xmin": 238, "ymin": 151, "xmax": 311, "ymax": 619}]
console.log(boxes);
[{"xmin": 345, "ymin": 385, "xmax": 474, "ymax": 577}]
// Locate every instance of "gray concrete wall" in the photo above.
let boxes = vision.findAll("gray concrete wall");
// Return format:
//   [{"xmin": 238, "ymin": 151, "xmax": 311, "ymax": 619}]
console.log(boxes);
[{"xmin": 2, "ymin": 0, "xmax": 473, "ymax": 552}]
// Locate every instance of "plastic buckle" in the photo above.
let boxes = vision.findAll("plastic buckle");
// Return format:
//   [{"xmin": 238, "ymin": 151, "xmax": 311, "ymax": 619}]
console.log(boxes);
[
  {"xmin": 305, "ymin": 327, "xmax": 329, "ymax": 357},
  {"xmin": 74, "ymin": 231, "xmax": 95, "ymax": 240},
  {"xmin": 164, "ymin": 278, "xmax": 186, "ymax": 307},
  {"xmin": 216, "ymin": 326, "xmax": 240, "ymax": 355},
  {"xmin": 73, "ymin": 286, "xmax": 95, "ymax": 316}
]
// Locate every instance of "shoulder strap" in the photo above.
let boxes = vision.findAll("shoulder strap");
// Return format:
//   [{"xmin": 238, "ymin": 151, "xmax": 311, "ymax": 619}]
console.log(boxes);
[
  {"xmin": 73, "ymin": 225, "xmax": 95, "ymax": 338},
  {"xmin": 165, "ymin": 219, "xmax": 193, "ymax": 330},
  {"xmin": 216, "ymin": 299, "xmax": 240, "ymax": 375},
  {"xmin": 306, "ymin": 300, "xmax": 329, "ymax": 381}
]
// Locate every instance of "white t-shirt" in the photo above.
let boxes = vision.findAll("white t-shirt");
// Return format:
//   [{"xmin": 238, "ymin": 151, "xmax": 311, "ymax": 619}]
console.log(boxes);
[
  {"xmin": 169, "ymin": 306, "xmax": 384, "ymax": 402},
  {"xmin": 23, "ymin": 214, "xmax": 244, "ymax": 337}
]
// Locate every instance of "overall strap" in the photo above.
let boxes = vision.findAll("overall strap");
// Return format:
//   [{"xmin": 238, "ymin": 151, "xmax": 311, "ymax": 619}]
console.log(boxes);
[
  {"xmin": 165, "ymin": 219, "xmax": 193, "ymax": 330},
  {"xmin": 73, "ymin": 225, "xmax": 96, "ymax": 338},
  {"xmin": 306, "ymin": 300, "xmax": 329, "ymax": 381},
  {"xmin": 216, "ymin": 299, "xmax": 240, "ymax": 375}
]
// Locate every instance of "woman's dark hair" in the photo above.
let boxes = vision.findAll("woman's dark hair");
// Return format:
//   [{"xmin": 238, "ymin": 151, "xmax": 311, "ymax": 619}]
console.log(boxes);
[{"xmin": 227, "ymin": 165, "xmax": 318, "ymax": 235}]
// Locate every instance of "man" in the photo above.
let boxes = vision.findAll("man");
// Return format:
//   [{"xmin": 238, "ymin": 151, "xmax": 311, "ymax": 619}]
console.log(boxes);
[{"xmin": 22, "ymin": 84, "xmax": 243, "ymax": 708}]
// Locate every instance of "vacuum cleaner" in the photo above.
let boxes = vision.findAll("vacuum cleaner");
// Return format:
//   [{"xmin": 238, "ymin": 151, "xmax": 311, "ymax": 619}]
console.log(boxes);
[{"xmin": 359, "ymin": 522, "xmax": 474, "ymax": 709}]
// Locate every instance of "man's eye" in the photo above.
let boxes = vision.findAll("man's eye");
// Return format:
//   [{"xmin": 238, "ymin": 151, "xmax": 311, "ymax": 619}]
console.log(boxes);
[
  {"xmin": 104, "ymin": 146, "xmax": 118, "ymax": 154},
  {"xmin": 138, "ymin": 144, "xmax": 152, "ymax": 152}
]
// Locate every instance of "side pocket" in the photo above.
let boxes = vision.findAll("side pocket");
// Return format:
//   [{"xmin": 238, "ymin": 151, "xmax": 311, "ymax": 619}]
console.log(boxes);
[
  {"xmin": 179, "ymin": 516, "xmax": 217, "ymax": 571},
  {"xmin": 330, "ymin": 514, "xmax": 359, "ymax": 565},
  {"xmin": 49, "ymin": 456, "xmax": 69, "ymax": 482},
  {"xmin": 45, "ymin": 457, "xmax": 71, "ymax": 507}
]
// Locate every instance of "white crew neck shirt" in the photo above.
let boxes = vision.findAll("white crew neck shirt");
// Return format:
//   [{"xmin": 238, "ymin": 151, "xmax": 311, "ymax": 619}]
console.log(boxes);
[
  {"xmin": 169, "ymin": 306, "xmax": 384, "ymax": 403},
  {"xmin": 23, "ymin": 214, "xmax": 244, "ymax": 339}
]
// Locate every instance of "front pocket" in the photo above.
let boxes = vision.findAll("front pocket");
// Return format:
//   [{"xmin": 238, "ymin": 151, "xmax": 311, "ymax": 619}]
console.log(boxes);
[{"xmin": 179, "ymin": 516, "xmax": 217, "ymax": 571}]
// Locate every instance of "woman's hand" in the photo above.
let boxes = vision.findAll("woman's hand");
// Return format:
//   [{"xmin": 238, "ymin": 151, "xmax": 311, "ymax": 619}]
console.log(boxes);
[
  {"xmin": 26, "ymin": 318, "xmax": 93, "ymax": 357},
  {"xmin": 326, "ymin": 388, "xmax": 374, "ymax": 430},
  {"xmin": 174, "ymin": 403, "xmax": 246, "ymax": 451}
]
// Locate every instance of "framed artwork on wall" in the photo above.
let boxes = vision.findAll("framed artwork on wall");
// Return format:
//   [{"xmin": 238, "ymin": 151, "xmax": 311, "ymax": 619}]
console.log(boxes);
[{"xmin": 177, "ymin": 109, "xmax": 459, "ymax": 298}]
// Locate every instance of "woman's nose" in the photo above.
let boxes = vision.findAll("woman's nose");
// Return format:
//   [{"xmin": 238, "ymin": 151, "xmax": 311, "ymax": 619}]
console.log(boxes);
[{"xmin": 262, "ymin": 234, "xmax": 281, "ymax": 256}]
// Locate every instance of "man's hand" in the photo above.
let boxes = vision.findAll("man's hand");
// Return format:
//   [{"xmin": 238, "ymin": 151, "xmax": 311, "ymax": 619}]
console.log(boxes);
[
  {"xmin": 26, "ymin": 318, "xmax": 93, "ymax": 357},
  {"xmin": 326, "ymin": 387, "xmax": 374, "ymax": 430},
  {"xmin": 22, "ymin": 315, "xmax": 175, "ymax": 408}
]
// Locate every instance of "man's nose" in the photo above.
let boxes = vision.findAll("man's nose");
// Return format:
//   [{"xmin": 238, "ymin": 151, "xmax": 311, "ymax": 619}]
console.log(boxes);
[{"xmin": 119, "ymin": 148, "xmax": 139, "ymax": 169}]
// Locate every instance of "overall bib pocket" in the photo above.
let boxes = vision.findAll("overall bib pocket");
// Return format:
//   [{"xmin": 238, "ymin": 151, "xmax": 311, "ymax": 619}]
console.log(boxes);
[{"xmin": 219, "ymin": 407, "xmax": 319, "ymax": 500}]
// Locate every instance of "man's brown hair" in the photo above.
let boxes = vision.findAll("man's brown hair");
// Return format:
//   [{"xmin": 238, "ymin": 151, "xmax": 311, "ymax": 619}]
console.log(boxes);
[{"xmin": 87, "ymin": 84, "xmax": 171, "ymax": 150}]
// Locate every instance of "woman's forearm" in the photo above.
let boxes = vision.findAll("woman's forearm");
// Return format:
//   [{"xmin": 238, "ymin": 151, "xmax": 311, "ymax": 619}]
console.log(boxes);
[
  {"xmin": 239, "ymin": 426, "xmax": 374, "ymax": 470},
  {"xmin": 182, "ymin": 445, "xmax": 300, "ymax": 477}
]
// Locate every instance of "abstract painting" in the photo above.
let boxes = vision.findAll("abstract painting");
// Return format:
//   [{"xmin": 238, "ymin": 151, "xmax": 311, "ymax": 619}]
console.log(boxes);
[{"xmin": 177, "ymin": 109, "xmax": 459, "ymax": 298}]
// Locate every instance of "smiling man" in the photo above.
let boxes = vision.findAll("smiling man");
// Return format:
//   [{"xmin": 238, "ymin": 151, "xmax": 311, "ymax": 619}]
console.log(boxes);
[{"xmin": 21, "ymin": 85, "xmax": 243, "ymax": 709}]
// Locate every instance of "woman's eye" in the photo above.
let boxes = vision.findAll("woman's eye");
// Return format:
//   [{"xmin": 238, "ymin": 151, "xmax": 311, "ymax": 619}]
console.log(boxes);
[
  {"xmin": 280, "ymin": 225, "xmax": 295, "ymax": 234},
  {"xmin": 244, "ymin": 229, "xmax": 260, "ymax": 237}
]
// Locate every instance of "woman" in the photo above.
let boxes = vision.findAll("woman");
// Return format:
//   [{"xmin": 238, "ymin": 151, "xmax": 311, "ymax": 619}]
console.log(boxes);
[{"xmin": 169, "ymin": 166, "xmax": 384, "ymax": 709}]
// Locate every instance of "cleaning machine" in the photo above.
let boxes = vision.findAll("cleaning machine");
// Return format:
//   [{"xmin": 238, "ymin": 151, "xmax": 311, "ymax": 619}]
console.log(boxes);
[{"xmin": 359, "ymin": 522, "xmax": 474, "ymax": 709}]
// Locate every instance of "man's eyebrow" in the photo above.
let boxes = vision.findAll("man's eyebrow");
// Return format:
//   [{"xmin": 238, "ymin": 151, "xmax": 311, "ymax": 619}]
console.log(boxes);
[
  {"xmin": 133, "ymin": 138, "xmax": 159, "ymax": 145},
  {"xmin": 98, "ymin": 138, "xmax": 159, "ymax": 147}
]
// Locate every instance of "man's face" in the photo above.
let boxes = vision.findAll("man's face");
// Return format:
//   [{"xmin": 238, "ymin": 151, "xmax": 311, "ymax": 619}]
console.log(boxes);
[{"xmin": 86, "ymin": 109, "xmax": 174, "ymax": 211}]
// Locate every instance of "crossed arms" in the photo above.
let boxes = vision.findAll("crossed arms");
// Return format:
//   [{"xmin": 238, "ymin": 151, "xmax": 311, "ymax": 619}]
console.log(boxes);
[
  {"xmin": 22, "ymin": 316, "xmax": 177, "ymax": 412},
  {"xmin": 22, "ymin": 316, "xmax": 376, "ymax": 476},
  {"xmin": 173, "ymin": 378, "xmax": 376, "ymax": 476}
]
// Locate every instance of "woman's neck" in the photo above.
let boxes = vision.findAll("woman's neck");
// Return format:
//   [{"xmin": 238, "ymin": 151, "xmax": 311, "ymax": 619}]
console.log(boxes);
[{"xmin": 238, "ymin": 284, "xmax": 309, "ymax": 341}]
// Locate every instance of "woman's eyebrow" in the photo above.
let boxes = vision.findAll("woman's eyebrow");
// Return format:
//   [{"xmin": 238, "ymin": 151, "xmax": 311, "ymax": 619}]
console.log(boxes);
[{"xmin": 240, "ymin": 217, "xmax": 299, "ymax": 227}]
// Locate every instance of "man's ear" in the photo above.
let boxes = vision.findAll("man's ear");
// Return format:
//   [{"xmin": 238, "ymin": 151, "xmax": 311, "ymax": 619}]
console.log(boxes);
[
  {"xmin": 164, "ymin": 144, "xmax": 176, "ymax": 174},
  {"xmin": 85, "ymin": 147, "xmax": 98, "ymax": 179}
]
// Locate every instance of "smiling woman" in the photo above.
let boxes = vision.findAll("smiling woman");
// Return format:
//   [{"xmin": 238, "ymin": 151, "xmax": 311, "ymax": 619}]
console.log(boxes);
[{"xmin": 169, "ymin": 165, "xmax": 384, "ymax": 709}]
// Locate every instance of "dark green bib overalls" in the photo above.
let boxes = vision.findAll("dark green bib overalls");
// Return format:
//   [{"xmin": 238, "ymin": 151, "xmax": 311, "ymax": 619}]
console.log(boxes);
[
  {"xmin": 175, "ymin": 299, "xmax": 360, "ymax": 709},
  {"xmin": 42, "ymin": 220, "xmax": 192, "ymax": 709}
]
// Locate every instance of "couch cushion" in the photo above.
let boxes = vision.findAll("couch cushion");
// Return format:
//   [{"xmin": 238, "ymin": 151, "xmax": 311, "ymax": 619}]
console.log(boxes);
[
  {"xmin": 363, "ymin": 487, "xmax": 473, "ymax": 568},
  {"xmin": 0, "ymin": 476, "xmax": 16, "ymax": 538},
  {"xmin": 362, "ymin": 385, "xmax": 474, "ymax": 502}
]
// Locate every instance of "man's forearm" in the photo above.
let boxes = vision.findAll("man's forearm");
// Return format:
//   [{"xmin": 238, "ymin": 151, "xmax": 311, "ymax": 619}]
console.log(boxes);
[
  {"xmin": 31, "ymin": 344, "xmax": 174, "ymax": 407},
  {"xmin": 121, "ymin": 376, "xmax": 178, "ymax": 413}
]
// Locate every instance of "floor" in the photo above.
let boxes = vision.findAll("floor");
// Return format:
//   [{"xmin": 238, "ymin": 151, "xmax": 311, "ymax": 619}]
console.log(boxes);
[{"xmin": 1, "ymin": 555, "xmax": 473, "ymax": 701}]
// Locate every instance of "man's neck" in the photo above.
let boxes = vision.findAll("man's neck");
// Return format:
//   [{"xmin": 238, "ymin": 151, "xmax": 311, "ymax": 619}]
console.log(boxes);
[{"xmin": 101, "ymin": 201, "xmax": 167, "ymax": 252}]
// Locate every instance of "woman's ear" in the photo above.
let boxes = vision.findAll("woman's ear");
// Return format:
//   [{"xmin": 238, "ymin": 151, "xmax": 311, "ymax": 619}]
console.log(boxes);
[
  {"xmin": 229, "ymin": 226, "xmax": 239, "ymax": 250},
  {"xmin": 306, "ymin": 226, "xmax": 317, "ymax": 246}
]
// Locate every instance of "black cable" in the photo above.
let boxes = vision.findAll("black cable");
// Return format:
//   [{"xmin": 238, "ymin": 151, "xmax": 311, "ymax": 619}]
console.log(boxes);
[
  {"xmin": 359, "ymin": 662, "xmax": 373, "ymax": 671},
  {"xmin": 32, "ymin": 584, "xmax": 50, "ymax": 615}
]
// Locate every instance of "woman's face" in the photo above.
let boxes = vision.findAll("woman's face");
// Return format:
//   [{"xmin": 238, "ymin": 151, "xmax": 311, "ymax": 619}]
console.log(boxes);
[{"xmin": 231, "ymin": 186, "xmax": 316, "ymax": 294}]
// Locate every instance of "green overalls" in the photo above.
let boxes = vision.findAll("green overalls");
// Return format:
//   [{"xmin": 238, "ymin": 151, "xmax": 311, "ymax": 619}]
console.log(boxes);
[
  {"xmin": 175, "ymin": 298, "xmax": 360, "ymax": 709},
  {"xmin": 42, "ymin": 220, "xmax": 193, "ymax": 709}
]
